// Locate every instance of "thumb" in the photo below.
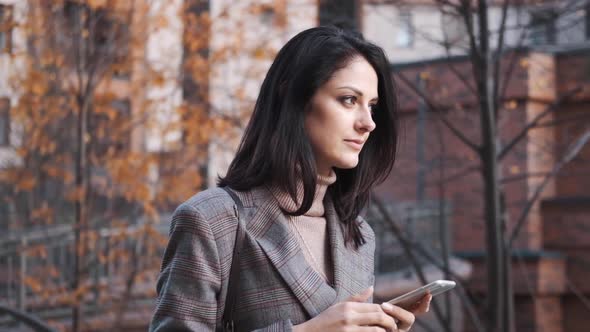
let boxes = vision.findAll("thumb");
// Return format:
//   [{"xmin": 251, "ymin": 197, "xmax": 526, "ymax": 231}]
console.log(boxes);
[{"xmin": 344, "ymin": 286, "xmax": 374, "ymax": 303}]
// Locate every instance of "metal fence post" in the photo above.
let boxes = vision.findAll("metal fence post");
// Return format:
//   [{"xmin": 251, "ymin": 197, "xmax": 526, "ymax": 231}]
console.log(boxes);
[{"xmin": 19, "ymin": 236, "xmax": 27, "ymax": 330}]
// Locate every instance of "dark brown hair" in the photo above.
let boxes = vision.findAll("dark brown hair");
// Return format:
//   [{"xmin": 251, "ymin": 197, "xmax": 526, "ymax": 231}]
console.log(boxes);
[{"xmin": 218, "ymin": 26, "xmax": 398, "ymax": 250}]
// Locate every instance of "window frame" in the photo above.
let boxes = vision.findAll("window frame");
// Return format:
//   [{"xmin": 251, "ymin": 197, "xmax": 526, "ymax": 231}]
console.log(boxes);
[
  {"xmin": 0, "ymin": 97, "xmax": 10, "ymax": 147},
  {"xmin": 396, "ymin": 8, "xmax": 414, "ymax": 48},
  {"xmin": 0, "ymin": 4, "xmax": 14, "ymax": 54},
  {"xmin": 529, "ymin": 9, "xmax": 557, "ymax": 45}
]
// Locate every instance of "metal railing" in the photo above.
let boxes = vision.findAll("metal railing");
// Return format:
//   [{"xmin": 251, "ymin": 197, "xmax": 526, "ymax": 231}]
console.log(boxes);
[
  {"xmin": 366, "ymin": 199, "xmax": 452, "ymax": 274},
  {"xmin": 0, "ymin": 220, "xmax": 169, "ymax": 329}
]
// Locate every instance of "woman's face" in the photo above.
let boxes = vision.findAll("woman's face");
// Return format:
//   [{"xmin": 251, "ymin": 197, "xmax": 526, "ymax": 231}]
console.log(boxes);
[{"xmin": 305, "ymin": 56, "xmax": 378, "ymax": 176}]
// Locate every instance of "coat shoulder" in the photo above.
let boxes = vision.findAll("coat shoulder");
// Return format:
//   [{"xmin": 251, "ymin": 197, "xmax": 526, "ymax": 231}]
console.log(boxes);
[
  {"xmin": 173, "ymin": 187, "xmax": 237, "ymax": 228},
  {"xmin": 357, "ymin": 215, "xmax": 376, "ymax": 241},
  {"xmin": 171, "ymin": 188, "xmax": 242, "ymax": 238}
]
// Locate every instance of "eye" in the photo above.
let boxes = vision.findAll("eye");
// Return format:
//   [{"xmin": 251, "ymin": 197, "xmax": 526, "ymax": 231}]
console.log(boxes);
[{"xmin": 340, "ymin": 96, "xmax": 357, "ymax": 106}]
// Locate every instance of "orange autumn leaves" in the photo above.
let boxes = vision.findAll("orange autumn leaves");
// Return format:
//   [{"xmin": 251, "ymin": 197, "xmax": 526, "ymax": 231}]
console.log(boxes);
[{"xmin": 1, "ymin": 2, "xmax": 286, "ymax": 329}]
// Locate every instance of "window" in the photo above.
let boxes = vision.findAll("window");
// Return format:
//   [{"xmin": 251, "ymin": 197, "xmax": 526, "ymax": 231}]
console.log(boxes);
[
  {"xmin": 0, "ymin": 97, "xmax": 9, "ymax": 146},
  {"xmin": 529, "ymin": 9, "xmax": 557, "ymax": 45},
  {"xmin": 319, "ymin": 0, "xmax": 358, "ymax": 31},
  {"xmin": 0, "ymin": 5, "xmax": 13, "ymax": 54},
  {"xmin": 396, "ymin": 9, "xmax": 414, "ymax": 48},
  {"xmin": 63, "ymin": 1, "xmax": 124, "ymax": 49},
  {"xmin": 441, "ymin": 11, "xmax": 467, "ymax": 47},
  {"xmin": 61, "ymin": 1, "xmax": 130, "ymax": 76}
]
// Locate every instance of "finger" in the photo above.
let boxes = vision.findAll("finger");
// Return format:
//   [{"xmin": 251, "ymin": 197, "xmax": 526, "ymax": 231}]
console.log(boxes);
[
  {"xmin": 345, "ymin": 286, "xmax": 374, "ymax": 302},
  {"xmin": 352, "ymin": 311, "xmax": 398, "ymax": 330},
  {"xmin": 380, "ymin": 302, "xmax": 415, "ymax": 330},
  {"xmin": 342, "ymin": 302, "xmax": 384, "ymax": 314},
  {"xmin": 355, "ymin": 327, "xmax": 388, "ymax": 332},
  {"xmin": 411, "ymin": 294, "xmax": 432, "ymax": 314},
  {"xmin": 410, "ymin": 293, "xmax": 432, "ymax": 314},
  {"xmin": 355, "ymin": 326, "xmax": 389, "ymax": 332}
]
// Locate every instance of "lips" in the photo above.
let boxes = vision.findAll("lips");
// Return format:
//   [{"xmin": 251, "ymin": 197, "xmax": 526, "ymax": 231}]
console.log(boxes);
[{"xmin": 344, "ymin": 139, "xmax": 365, "ymax": 150}]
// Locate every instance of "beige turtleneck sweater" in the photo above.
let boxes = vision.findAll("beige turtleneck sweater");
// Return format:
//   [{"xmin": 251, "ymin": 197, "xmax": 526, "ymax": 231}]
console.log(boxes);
[{"xmin": 269, "ymin": 170, "xmax": 337, "ymax": 285}]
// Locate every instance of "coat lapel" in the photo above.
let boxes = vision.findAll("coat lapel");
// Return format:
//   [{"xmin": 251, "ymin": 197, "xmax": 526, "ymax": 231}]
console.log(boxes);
[
  {"xmin": 324, "ymin": 195, "xmax": 374, "ymax": 301},
  {"xmin": 247, "ymin": 186, "xmax": 336, "ymax": 318},
  {"xmin": 244, "ymin": 186, "xmax": 371, "ymax": 318}
]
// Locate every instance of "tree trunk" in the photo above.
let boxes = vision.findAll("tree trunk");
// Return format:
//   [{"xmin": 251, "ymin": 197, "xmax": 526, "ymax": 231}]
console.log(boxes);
[
  {"xmin": 475, "ymin": 1, "xmax": 506, "ymax": 331},
  {"xmin": 72, "ymin": 95, "xmax": 89, "ymax": 332}
]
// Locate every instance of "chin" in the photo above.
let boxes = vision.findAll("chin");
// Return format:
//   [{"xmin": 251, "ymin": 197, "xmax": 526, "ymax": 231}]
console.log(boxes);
[{"xmin": 334, "ymin": 158, "xmax": 360, "ymax": 170}]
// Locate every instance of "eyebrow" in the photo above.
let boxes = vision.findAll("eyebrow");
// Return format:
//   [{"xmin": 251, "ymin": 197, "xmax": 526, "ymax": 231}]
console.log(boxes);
[{"xmin": 336, "ymin": 86, "xmax": 379, "ymax": 101}]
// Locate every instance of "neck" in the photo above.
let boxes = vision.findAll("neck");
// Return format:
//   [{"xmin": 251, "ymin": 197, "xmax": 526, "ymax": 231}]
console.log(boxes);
[
  {"xmin": 316, "ymin": 165, "xmax": 334, "ymax": 178},
  {"xmin": 270, "ymin": 169, "xmax": 337, "ymax": 217}
]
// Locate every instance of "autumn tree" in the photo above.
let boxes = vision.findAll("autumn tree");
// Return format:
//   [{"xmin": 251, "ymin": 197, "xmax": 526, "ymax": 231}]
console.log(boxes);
[
  {"xmin": 0, "ymin": 0, "xmax": 302, "ymax": 331},
  {"xmin": 1, "ymin": 1, "xmax": 176, "ymax": 330}
]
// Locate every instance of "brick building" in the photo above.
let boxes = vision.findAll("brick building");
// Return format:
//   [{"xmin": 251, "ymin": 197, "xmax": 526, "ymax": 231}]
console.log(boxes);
[{"xmin": 375, "ymin": 46, "xmax": 590, "ymax": 332}]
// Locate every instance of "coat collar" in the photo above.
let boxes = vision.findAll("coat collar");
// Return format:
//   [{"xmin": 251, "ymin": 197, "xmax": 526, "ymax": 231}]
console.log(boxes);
[{"xmin": 237, "ymin": 185, "xmax": 367, "ymax": 318}]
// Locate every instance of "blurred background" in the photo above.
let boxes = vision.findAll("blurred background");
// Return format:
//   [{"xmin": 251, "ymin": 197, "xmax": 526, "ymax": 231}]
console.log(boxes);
[{"xmin": 0, "ymin": 0, "xmax": 589, "ymax": 331}]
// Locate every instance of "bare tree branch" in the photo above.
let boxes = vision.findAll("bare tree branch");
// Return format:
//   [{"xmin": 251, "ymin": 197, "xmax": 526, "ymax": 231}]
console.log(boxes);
[
  {"xmin": 433, "ymin": 110, "xmax": 453, "ymax": 328},
  {"xmin": 499, "ymin": 0, "xmax": 584, "ymax": 103},
  {"xmin": 500, "ymin": 171, "xmax": 552, "ymax": 184},
  {"xmin": 498, "ymin": 86, "xmax": 582, "ymax": 161},
  {"xmin": 371, "ymin": 194, "xmax": 486, "ymax": 332},
  {"xmin": 438, "ymin": 8, "xmax": 478, "ymax": 97},
  {"xmin": 425, "ymin": 164, "xmax": 480, "ymax": 186},
  {"xmin": 433, "ymin": 0, "xmax": 462, "ymax": 10},
  {"xmin": 394, "ymin": 71, "xmax": 481, "ymax": 152},
  {"xmin": 508, "ymin": 130, "xmax": 590, "ymax": 247},
  {"xmin": 498, "ymin": 37, "xmax": 527, "ymax": 105},
  {"xmin": 460, "ymin": 0, "xmax": 480, "ymax": 60},
  {"xmin": 0, "ymin": 304, "xmax": 57, "ymax": 332},
  {"xmin": 492, "ymin": 0, "xmax": 511, "ymax": 118},
  {"xmin": 372, "ymin": 195, "xmax": 452, "ymax": 332},
  {"xmin": 565, "ymin": 276, "xmax": 590, "ymax": 314},
  {"xmin": 370, "ymin": 180, "xmax": 487, "ymax": 332},
  {"xmin": 535, "ymin": 112, "xmax": 590, "ymax": 128}
]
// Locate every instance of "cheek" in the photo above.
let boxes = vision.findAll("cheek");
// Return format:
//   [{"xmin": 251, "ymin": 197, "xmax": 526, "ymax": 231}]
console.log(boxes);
[
  {"xmin": 306, "ymin": 117, "xmax": 330, "ymax": 148},
  {"xmin": 305, "ymin": 112, "xmax": 338, "ymax": 155}
]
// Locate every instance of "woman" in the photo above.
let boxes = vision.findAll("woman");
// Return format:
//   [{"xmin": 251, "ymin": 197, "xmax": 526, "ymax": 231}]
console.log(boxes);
[{"xmin": 149, "ymin": 26, "xmax": 431, "ymax": 332}]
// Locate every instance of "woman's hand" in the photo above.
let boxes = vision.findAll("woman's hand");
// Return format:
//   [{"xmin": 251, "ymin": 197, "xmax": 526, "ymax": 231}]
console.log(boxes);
[
  {"xmin": 293, "ymin": 286, "xmax": 398, "ymax": 332},
  {"xmin": 379, "ymin": 293, "xmax": 433, "ymax": 332}
]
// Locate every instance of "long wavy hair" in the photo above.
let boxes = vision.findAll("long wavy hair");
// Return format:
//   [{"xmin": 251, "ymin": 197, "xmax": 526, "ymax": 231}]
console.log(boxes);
[{"xmin": 218, "ymin": 26, "xmax": 398, "ymax": 250}]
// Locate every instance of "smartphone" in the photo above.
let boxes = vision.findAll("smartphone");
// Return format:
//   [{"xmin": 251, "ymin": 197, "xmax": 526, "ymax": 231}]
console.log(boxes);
[{"xmin": 387, "ymin": 280, "xmax": 456, "ymax": 309}]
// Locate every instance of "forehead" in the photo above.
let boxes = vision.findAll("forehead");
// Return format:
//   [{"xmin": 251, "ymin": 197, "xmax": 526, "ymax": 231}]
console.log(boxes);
[{"xmin": 323, "ymin": 57, "xmax": 379, "ymax": 97}]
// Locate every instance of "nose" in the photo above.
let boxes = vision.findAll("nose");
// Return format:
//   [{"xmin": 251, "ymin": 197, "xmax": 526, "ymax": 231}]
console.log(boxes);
[{"xmin": 356, "ymin": 105, "xmax": 376, "ymax": 133}]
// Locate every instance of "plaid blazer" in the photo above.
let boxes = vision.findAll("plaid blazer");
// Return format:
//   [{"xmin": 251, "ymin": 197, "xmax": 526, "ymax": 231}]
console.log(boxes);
[{"xmin": 149, "ymin": 185, "xmax": 376, "ymax": 331}]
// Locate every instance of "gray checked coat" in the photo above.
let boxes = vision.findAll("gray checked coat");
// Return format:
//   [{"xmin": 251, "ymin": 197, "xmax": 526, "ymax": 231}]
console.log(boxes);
[{"xmin": 149, "ymin": 185, "xmax": 376, "ymax": 331}]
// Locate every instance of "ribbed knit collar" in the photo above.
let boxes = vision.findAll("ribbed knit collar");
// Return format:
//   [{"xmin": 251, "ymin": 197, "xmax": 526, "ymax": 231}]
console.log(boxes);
[{"xmin": 269, "ymin": 169, "xmax": 337, "ymax": 217}]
